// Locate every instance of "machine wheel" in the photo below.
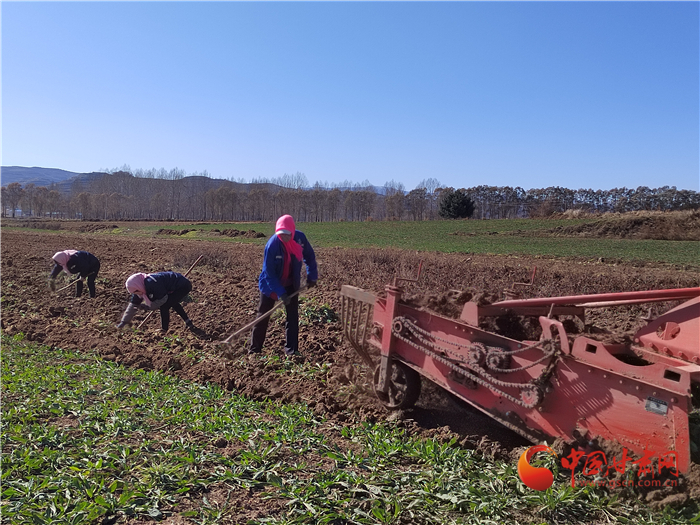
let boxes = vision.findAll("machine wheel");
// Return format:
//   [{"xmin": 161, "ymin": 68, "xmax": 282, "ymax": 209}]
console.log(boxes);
[{"xmin": 373, "ymin": 360, "xmax": 422, "ymax": 410}]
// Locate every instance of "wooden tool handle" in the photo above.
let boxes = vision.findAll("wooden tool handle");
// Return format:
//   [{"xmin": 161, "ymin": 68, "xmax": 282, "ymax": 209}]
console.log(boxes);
[{"xmin": 219, "ymin": 287, "xmax": 306, "ymax": 345}]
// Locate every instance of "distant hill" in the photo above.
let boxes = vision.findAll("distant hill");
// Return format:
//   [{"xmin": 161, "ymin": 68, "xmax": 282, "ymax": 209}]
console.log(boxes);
[
  {"xmin": 0, "ymin": 167, "xmax": 272, "ymax": 196},
  {"xmin": 1, "ymin": 166, "xmax": 90, "ymax": 187},
  {"xmin": 1, "ymin": 166, "xmax": 388, "ymax": 195}
]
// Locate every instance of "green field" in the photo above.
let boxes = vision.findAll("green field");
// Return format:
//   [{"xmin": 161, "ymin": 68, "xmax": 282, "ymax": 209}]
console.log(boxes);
[
  {"xmin": 7, "ymin": 218, "xmax": 699, "ymax": 267},
  {"xmin": 3, "ymin": 336, "xmax": 698, "ymax": 525}
]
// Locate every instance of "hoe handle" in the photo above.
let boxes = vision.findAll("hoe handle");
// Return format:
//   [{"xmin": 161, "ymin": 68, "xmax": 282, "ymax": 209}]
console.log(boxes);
[
  {"xmin": 220, "ymin": 287, "xmax": 306, "ymax": 345},
  {"xmin": 136, "ymin": 255, "xmax": 204, "ymax": 330},
  {"xmin": 55, "ymin": 277, "xmax": 83, "ymax": 293},
  {"xmin": 55, "ymin": 271, "xmax": 98, "ymax": 293}
]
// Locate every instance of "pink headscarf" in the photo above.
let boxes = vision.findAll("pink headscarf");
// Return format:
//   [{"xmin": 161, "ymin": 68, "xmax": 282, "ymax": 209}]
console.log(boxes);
[
  {"xmin": 275, "ymin": 215, "xmax": 303, "ymax": 283},
  {"xmin": 52, "ymin": 250, "xmax": 79, "ymax": 275},
  {"xmin": 125, "ymin": 273, "xmax": 152, "ymax": 306}
]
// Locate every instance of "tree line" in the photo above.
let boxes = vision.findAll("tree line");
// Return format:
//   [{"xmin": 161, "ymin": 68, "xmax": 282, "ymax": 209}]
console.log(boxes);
[{"xmin": 2, "ymin": 168, "xmax": 699, "ymax": 222}]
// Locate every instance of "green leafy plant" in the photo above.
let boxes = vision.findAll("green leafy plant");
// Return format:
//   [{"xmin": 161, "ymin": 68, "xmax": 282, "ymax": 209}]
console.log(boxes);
[{"xmin": 299, "ymin": 298, "xmax": 337, "ymax": 326}]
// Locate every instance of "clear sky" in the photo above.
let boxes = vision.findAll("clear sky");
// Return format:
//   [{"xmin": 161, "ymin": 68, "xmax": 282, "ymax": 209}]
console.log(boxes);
[{"xmin": 2, "ymin": 1, "xmax": 698, "ymax": 191}]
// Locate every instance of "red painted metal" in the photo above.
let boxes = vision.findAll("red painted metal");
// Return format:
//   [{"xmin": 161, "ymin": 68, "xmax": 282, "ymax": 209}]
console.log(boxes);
[
  {"xmin": 634, "ymin": 296, "xmax": 700, "ymax": 363},
  {"xmin": 341, "ymin": 283, "xmax": 700, "ymax": 474},
  {"xmin": 491, "ymin": 287, "xmax": 700, "ymax": 308}
]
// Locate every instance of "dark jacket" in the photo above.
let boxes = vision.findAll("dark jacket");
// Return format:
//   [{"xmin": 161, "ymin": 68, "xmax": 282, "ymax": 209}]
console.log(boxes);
[
  {"xmin": 51, "ymin": 251, "xmax": 100, "ymax": 279},
  {"xmin": 129, "ymin": 271, "xmax": 190, "ymax": 308},
  {"xmin": 120, "ymin": 272, "xmax": 192, "ymax": 326},
  {"xmin": 258, "ymin": 231, "xmax": 317, "ymax": 298}
]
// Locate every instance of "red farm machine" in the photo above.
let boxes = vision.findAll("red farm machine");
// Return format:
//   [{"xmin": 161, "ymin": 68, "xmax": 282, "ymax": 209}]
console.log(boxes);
[{"xmin": 340, "ymin": 270, "xmax": 700, "ymax": 474}]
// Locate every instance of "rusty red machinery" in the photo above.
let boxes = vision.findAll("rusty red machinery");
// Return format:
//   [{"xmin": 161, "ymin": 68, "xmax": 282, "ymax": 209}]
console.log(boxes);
[{"xmin": 340, "ymin": 271, "xmax": 700, "ymax": 474}]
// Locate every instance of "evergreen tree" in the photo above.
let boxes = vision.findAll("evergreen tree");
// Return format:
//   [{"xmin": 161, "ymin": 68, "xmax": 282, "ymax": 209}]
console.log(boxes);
[{"xmin": 438, "ymin": 188, "xmax": 475, "ymax": 219}]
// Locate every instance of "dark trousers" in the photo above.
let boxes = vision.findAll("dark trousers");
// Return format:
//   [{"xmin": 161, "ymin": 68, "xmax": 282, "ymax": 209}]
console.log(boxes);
[
  {"xmin": 159, "ymin": 281, "xmax": 192, "ymax": 331},
  {"xmin": 76, "ymin": 261, "xmax": 101, "ymax": 298},
  {"xmin": 249, "ymin": 287, "xmax": 299, "ymax": 355}
]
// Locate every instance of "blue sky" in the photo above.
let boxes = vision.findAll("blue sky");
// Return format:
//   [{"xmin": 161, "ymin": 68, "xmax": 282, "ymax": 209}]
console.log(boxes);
[{"xmin": 2, "ymin": 1, "xmax": 698, "ymax": 191}]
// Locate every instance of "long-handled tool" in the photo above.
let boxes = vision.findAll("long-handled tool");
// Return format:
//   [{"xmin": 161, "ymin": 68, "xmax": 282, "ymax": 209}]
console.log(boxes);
[
  {"xmin": 218, "ymin": 286, "xmax": 307, "ymax": 346},
  {"xmin": 55, "ymin": 277, "xmax": 83, "ymax": 293},
  {"xmin": 54, "ymin": 270, "xmax": 99, "ymax": 293},
  {"xmin": 136, "ymin": 255, "xmax": 204, "ymax": 330}
]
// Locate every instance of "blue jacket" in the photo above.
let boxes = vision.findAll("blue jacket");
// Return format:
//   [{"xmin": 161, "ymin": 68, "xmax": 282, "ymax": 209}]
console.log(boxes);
[{"xmin": 258, "ymin": 231, "xmax": 317, "ymax": 298}]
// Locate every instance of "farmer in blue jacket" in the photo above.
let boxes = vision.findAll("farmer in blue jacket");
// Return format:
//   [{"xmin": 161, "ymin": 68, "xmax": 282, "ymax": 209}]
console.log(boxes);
[
  {"xmin": 116, "ymin": 271, "xmax": 196, "ymax": 333},
  {"xmin": 249, "ymin": 214, "xmax": 318, "ymax": 358},
  {"xmin": 49, "ymin": 250, "xmax": 101, "ymax": 297}
]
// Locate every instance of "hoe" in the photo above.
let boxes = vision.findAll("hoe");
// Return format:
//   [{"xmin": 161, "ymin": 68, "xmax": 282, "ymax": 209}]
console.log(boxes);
[{"xmin": 340, "ymin": 270, "xmax": 700, "ymax": 474}]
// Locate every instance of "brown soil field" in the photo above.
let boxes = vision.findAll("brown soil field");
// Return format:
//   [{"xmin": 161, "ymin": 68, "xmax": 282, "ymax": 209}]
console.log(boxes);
[{"xmin": 2, "ymin": 226, "xmax": 700, "ymax": 517}]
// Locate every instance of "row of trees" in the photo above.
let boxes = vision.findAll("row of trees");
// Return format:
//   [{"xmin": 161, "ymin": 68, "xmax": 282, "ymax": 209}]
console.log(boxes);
[
  {"xmin": 2, "ymin": 183, "xmax": 64, "ymax": 219},
  {"xmin": 2, "ymin": 168, "xmax": 699, "ymax": 222}
]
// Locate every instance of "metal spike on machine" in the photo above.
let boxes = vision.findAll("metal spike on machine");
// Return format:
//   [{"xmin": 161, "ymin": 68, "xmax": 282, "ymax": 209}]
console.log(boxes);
[{"xmin": 340, "ymin": 268, "xmax": 700, "ymax": 474}]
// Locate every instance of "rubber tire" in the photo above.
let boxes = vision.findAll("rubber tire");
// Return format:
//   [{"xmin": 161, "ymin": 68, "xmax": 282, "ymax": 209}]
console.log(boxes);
[{"xmin": 374, "ymin": 360, "xmax": 422, "ymax": 410}]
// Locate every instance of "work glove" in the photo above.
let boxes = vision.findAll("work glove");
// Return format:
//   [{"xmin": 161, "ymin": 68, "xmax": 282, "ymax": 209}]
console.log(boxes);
[
  {"xmin": 307, "ymin": 280, "xmax": 317, "ymax": 289},
  {"xmin": 48, "ymin": 279, "xmax": 56, "ymax": 292},
  {"xmin": 280, "ymin": 294, "xmax": 291, "ymax": 306}
]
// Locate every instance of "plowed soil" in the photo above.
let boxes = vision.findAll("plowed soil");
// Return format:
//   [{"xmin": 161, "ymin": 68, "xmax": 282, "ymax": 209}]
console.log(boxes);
[{"xmin": 2, "ymin": 226, "xmax": 700, "ymax": 511}]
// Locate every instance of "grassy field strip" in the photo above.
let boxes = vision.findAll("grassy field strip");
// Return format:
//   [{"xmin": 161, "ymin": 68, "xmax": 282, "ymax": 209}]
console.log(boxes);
[
  {"xmin": 2, "ymin": 335, "xmax": 698, "ymax": 524},
  {"xmin": 4, "ymin": 219, "xmax": 698, "ymax": 266}
]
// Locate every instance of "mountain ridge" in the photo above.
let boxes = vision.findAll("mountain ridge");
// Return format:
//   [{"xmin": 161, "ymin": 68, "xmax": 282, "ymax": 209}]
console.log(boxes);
[{"xmin": 1, "ymin": 166, "xmax": 90, "ymax": 187}]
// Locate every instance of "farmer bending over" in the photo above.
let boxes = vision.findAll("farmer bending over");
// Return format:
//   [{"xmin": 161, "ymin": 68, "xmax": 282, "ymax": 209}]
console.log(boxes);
[
  {"xmin": 117, "ymin": 271, "xmax": 196, "ymax": 333},
  {"xmin": 249, "ymin": 214, "xmax": 318, "ymax": 359},
  {"xmin": 49, "ymin": 250, "xmax": 101, "ymax": 298}
]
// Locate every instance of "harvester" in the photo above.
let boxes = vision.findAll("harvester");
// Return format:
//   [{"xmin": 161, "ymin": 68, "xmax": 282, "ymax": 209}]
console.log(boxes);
[{"xmin": 340, "ymin": 270, "xmax": 700, "ymax": 474}]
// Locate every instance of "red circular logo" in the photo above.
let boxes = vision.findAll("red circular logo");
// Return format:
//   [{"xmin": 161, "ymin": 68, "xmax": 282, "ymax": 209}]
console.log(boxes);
[{"xmin": 517, "ymin": 445, "xmax": 557, "ymax": 491}]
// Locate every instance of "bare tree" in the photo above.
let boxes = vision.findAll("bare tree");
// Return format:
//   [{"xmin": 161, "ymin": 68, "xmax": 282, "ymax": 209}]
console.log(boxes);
[
  {"xmin": 384, "ymin": 180, "xmax": 405, "ymax": 220},
  {"xmin": 417, "ymin": 178, "xmax": 441, "ymax": 219},
  {"xmin": 278, "ymin": 172, "xmax": 308, "ymax": 190},
  {"xmin": 310, "ymin": 182, "xmax": 325, "ymax": 222},
  {"xmin": 33, "ymin": 186, "xmax": 50, "ymax": 218},
  {"xmin": 326, "ymin": 188, "xmax": 341, "ymax": 221},
  {"xmin": 73, "ymin": 192, "xmax": 92, "ymax": 219},
  {"xmin": 20, "ymin": 183, "xmax": 37, "ymax": 216},
  {"xmin": 167, "ymin": 168, "xmax": 185, "ymax": 219},
  {"xmin": 4, "ymin": 183, "xmax": 24, "ymax": 217},
  {"xmin": 0, "ymin": 186, "xmax": 7, "ymax": 217},
  {"xmin": 46, "ymin": 190, "xmax": 63, "ymax": 219},
  {"xmin": 358, "ymin": 190, "xmax": 377, "ymax": 220},
  {"xmin": 226, "ymin": 188, "xmax": 240, "ymax": 220},
  {"xmin": 406, "ymin": 188, "xmax": 428, "ymax": 220}
]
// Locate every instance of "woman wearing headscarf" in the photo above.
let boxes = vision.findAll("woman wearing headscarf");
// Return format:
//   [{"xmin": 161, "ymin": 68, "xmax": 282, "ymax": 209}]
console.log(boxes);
[
  {"xmin": 49, "ymin": 250, "xmax": 101, "ymax": 298},
  {"xmin": 249, "ymin": 214, "xmax": 318, "ymax": 358},
  {"xmin": 116, "ymin": 271, "xmax": 196, "ymax": 333}
]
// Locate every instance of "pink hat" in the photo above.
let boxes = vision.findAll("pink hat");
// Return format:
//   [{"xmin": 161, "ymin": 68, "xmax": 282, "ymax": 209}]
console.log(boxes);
[
  {"xmin": 125, "ymin": 273, "xmax": 152, "ymax": 306},
  {"xmin": 275, "ymin": 215, "xmax": 296, "ymax": 237},
  {"xmin": 52, "ymin": 250, "xmax": 78, "ymax": 273}
]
